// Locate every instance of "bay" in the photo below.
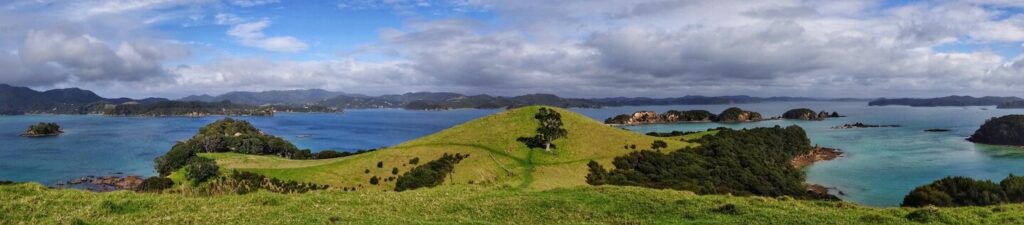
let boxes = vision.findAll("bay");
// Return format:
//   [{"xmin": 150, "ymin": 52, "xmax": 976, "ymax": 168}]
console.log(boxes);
[{"xmin": 2, "ymin": 102, "xmax": 1023, "ymax": 206}]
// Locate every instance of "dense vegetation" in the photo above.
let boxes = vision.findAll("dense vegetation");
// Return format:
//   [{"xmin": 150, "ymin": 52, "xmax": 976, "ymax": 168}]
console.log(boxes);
[
  {"xmin": 902, "ymin": 175, "xmax": 1024, "ymax": 207},
  {"xmin": 207, "ymin": 171, "xmax": 328, "ymax": 194},
  {"xmin": 394, "ymin": 153, "xmax": 468, "ymax": 192},
  {"xmin": 21, "ymin": 122, "xmax": 62, "ymax": 137},
  {"xmin": 134, "ymin": 177, "xmax": 174, "ymax": 192},
  {"xmin": 103, "ymin": 100, "xmax": 274, "ymax": 116},
  {"xmin": 588, "ymin": 125, "xmax": 828, "ymax": 199},
  {"xmin": 967, "ymin": 115, "xmax": 1024, "ymax": 146},
  {"xmin": 716, "ymin": 107, "xmax": 764, "ymax": 122}
]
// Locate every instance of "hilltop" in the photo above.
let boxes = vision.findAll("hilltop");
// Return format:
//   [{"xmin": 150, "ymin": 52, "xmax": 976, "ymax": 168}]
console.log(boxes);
[{"xmin": 202, "ymin": 106, "xmax": 701, "ymax": 190}]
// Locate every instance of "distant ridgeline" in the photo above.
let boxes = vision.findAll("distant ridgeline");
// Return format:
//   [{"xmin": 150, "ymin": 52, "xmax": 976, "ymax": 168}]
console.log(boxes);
[
  {"xmin": 604, "ymin": 107, "xmax": 766, "ymax": 125},
  {"xmin": 589, "ymin": 95, "xmax": 867, "ymax": 106},
  {"xmin": 999, "ymin": 100, "xmax": 1024, "ymax": 109},
  {"xmin": 868, "ymin": 95, "xmax": 1023, "ymax": 107},
  {"xmin": 587, "ymin": 125, "xmax": 835, "ymax": 200},
  {"xmin": 0, "ymin": 84, "xmax": 339, "ymax": 116}
]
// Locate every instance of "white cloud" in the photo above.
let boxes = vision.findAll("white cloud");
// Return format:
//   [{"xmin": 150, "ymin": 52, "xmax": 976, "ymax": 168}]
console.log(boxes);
[
  {"xmin": 228, "ymin": 0, "xmax": 280, "ymax": 7},
  {"xmin": 227, "ymin": 19, "xmax": 308, "ymax": 53}
]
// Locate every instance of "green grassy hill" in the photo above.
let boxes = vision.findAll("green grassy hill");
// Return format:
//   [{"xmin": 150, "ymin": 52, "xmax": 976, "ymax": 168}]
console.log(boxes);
[{"xmin": 203, "ymin": 106, "xmax": 708, "ymax": 191}]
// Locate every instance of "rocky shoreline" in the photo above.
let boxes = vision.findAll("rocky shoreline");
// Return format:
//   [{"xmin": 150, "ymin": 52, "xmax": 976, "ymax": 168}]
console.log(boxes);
[
  {"xmin": 53, "ymin": 175, "xmax": 144, "ymax": 191},
  {"xmin": 791, "ymin": 146, "xmax": 843, "ymax": 168}
]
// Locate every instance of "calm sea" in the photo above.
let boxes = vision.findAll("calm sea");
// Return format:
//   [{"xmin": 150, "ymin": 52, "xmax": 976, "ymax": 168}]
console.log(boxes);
[{"xmin": 2, "ymin": 102, "xmax": 1023, "ymax": 206}]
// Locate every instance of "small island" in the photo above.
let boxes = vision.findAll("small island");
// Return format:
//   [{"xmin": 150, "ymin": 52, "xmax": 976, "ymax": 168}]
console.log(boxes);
[
  {"xmin": 968, "ymin": 115, "xmax": 1024, "ymax": 146},
  {"xmin": 782, "ymin": 108, "xmax": 841, "ymax": 120},
  {"xmin": 21, "ymin": 122, "xmax": 63, "ymax": 137},
  {"xmin": 604, "ymin": 107, "xmax": 765, "ymax": 125},
  {"xmin": 923, "ymin": 128, "xmax": 951, "ymax": 132},
  {"xmin": 831, "ymin": 122, "xmax": 901, "ymax": 129}
]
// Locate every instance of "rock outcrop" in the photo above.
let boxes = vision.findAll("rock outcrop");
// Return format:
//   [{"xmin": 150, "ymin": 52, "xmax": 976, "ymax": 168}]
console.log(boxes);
[
  {"xmin": 968, "ymin": 115, "xmax": 1024, "ymax": 146},
  {"xmin": 791, "ymin": 146, "xmax": 843, "ymax": 168},
  {"xmin": 55, "ymin": 175, "xmax": 145, "ymax": 191}
]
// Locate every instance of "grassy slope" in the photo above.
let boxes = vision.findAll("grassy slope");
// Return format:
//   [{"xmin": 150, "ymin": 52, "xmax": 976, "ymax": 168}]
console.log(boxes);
[
  {"xmin": 202, "ymin": 106, "xmax": 708, "ymax": 191},
  {"xmin": 6, "ymin": 183, "xmax": 1024, "ymax": 225}
]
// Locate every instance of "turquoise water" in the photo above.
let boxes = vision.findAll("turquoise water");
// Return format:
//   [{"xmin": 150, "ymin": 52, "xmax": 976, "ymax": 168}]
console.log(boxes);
[{"xmin": 2, "ymin": 102, "xmax": 1023, "ymax": 206}]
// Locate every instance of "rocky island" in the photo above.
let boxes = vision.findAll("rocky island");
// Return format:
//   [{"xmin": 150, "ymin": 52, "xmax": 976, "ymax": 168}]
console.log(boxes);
[
  {"xmin": 20, "ymin": 122, "xmax": 63, "ymax": 137},
  {"xmin": 782, "ymin": 108, "xmax": 841, "ymax": 120},
  {"xmin": 968, "ymin": 115, "xmax": 1024, "ymax": 146},
  {"xmin": 831, "ymin": 122, "xmax": 901, "ymax": 129},
  {"xmin": 604, "ymin": 107, "xmax": 765, "ymax": 125}
]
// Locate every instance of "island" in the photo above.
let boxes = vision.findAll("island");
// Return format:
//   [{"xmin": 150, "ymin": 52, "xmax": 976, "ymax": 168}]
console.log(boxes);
[
  {"xmin": 868, "ymin": 95, "xmax": 1022, "ymax": 107},
  {"xmin": 604, "ymin": 107, "xmax": 765, "ymax": 125},
  {"xmin": 831, "ymin": 122, "xmax": 901, "ymax": 129},
  {"xmin": 782, "ymin": 108, "xmax": 841, "ymax": 120},
  {"xmin": 998, "ymin": 100, "xmax": 1024, "ymax": 109},
  {"xmin": 20, "ymin": 122, "xmax": 63, "ymax": 137},
  {"xmin": 923, "ymin": 128, "xmax": 951, "ymax": 132},
  {"xmin": 967, "ymin": 115, "xmax": 1024, "ymax": 146}
]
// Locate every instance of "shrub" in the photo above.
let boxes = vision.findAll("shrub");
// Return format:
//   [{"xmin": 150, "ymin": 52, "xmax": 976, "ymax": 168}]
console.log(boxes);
[
  {"xmin": 204, "ymin": 171, "xmax": 327, "ymax": 195},
  {"xmin": 906, "ymin": 206, "xmax": 941, "ymax": 223},
  {"xmin": 585, "ymin": 161, "xmax": 607, "ymax": 185},
  {"xmin": 409, "ymin": 157, "xmax": 420, "ymax": 165},
  {"xmin": 713, "ymin": 204, "xmax": 741, "ymax": 215},
  {"xmin": 392, "ymin": 167, "xmax": 399, "ymax": 175},
  {"xmin": 651, "ymin": 140, "xmax": 667, "ymax": 150},
  {"xmin": 1002, "ymin": 174, "xmax": 1024, "ymax": 202},
  {"xmin": 369, "ymin": 176, "xmax": 380, "ymax": 185},
  {"xmin": 135, "ymin": 177, "xmax": 174, "ymax": 192},
  {"xmin": 901, "ymin": 176, "xmax": 1006, "ymax": 207},
  {"xmin": 394, "ymin": 153, "xmax": 467, "ymax": 192},
  {"xmin": 377, "ymin": 161, "xmax": 383, "ymax": 168},
  {"xmin": 154, "ymin": 142, "xmax": 197, "ymax": 176},
  {"xmin": 364, "ymin": 169, "xmax": 370, "ymax": 174},
  {"xmin": 185, "ymin": 157, "xmax": 220, "ymax": 183}
]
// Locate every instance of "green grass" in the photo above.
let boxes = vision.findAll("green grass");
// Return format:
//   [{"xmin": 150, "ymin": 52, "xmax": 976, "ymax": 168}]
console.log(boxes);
[
  {"xmin": 200, "ymin": 106, "xmax": 702, "ymax": 191},
  {"xmin": 4, "ymin": 183, "xmax": 1024, "ymax": 225}
]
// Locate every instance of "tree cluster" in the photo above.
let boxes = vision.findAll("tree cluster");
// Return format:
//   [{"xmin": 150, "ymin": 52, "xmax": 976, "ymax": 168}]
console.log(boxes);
[
  {"xmin": 587, "ymin": 125, "xmax": 823, "ymax": 199},
  {"xmin": 208, "ymin": 170, "xmax": 328, "ymax": 194},
  {"xmin": 902, "ymin": 174, "xmax": 1024, "ymax": 207},
  {"xmin": 394, "ymin": 153, "xmax": 468, "ymax": 192},
  {"xmin": 134, "ymin": 177, "xmax": 174, "ymax": 193}
]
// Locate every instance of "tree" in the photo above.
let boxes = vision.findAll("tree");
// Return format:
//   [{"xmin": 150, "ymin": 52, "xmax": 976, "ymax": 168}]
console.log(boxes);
[
  {"xmin": 533, "ymin": 107, "xmax": 568, "ymax": 152},
  {"xmin": 185, "ymin": 157, "xmax": 219, "ymax": 183},
  {"xmin": 369, "ymin": 176, "xmax": 380, "ymax": 185}
]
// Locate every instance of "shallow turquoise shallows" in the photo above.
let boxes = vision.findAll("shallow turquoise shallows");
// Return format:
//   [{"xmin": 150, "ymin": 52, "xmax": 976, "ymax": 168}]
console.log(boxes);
[{"xmin": 2, "ymin": 102, "xmax": 1024, "ymax": 206}]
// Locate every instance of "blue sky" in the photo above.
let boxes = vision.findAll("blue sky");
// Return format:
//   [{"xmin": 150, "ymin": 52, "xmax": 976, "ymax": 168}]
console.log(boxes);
[{"xmin": 1, "ymin": 0, "xmax": 1023, "ymax": 98}]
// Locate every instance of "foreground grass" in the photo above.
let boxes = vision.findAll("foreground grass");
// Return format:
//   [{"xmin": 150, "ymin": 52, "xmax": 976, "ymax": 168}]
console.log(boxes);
[
  {"xmin": 202, "ymin": 106, "xmax": 706, "ymax": 191},
  {"xmin": 4, "ymin": 183, "xmax": 1023, "ymax": 225}
]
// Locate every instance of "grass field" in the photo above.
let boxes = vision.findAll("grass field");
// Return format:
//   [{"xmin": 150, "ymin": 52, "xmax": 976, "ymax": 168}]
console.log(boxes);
[
  {"xmin": 201, "ymin": 106, "xmax": 709, "ymax": 191},
  {"xmin": 6, "ymin": 182, "xmax": 1024, "ymax": 225}
]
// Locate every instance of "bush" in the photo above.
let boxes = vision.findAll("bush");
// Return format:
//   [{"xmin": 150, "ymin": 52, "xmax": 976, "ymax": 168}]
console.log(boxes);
[
  {"xmin": 651, "ymin": 140, "xmax": 667, "ymax": 150},
  {"xmin": 394, "ymin": 153, "xmax": 468, "ymax": 192},
  {"xmin": 585, "ymin": 161, "xmax": 607, "ymax": 185},
  {"xmin": 185, "ymin": 157, "xmax": 220, "ymax": 183},
  {"xmin": 902, "ymin": 175, "xmax": 1024, "ymax": 207},
  {"xmin": 1002, "ymin": 174, "xmax": 1024, "ymax": 202},
  {"xmin": 392, "ymin": 167, "xmax": 399, "ymax": 175},
  {"xmin": 377, "ymin": 161, "xmax": 383, "ymax": 168},
  {"xmin": 154, "ymin": 142, "xmax": 197, "ymax": 176},
  {"xmin": 906, "ymin": 206, "xmax": 941, "ymax": 223},
  {"xmin": 409, "ymin": 157, "xmax": 420, "ymax": 165},
  {"xmin": 369, "ymin": 176, "xmax": 380, "ymax": 185},
  {"xmin": 206, "ymin": 171, "xmax": 327, "ymax": 194},
  {"xmin": 135, "ymin": 177, "xmax": 174, "ymax": 192}
]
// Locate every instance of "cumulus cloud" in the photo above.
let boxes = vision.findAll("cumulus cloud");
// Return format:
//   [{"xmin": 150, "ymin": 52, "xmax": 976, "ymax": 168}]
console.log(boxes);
[{"xmin": 227, "ymin": 19, "xmax": 308, "ymax": 53}]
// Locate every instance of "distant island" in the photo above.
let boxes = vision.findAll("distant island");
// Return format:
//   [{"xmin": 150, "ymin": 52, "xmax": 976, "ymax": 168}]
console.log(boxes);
[
  {"xmin": 781, "ymin": 108, "xmax": 841, "ymax": 120},
  {"xmin": 868, "ymin": 95, "xmax": 1022, "ymax": 107},
  {"xmin": 605, "ymin": 107, "xmax": 766, "ymax": 125},
  {"xmin": 968, "ymin": 115, "xmax": 1024, "ymax": 146},
  {"xmin": 831, "ymin": 123, "xmax": 901, "ymax": 129},
  {"xmin": 21, "ymin": 122, "xmax": 62, "ymax": 137},
  {"xmin": 998, "ymin": 100, "xmax": 1024, "ymax": 109}
]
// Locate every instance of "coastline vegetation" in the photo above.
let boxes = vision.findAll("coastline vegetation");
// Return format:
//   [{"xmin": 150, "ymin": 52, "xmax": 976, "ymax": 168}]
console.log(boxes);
[{"xmin": 21, "ymin": 122, "xmax": 62, "ymax": 137}]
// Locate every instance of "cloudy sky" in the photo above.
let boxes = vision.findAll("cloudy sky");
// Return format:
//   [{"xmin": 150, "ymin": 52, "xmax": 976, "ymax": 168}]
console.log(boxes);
[{"xmin": 2, "ymin": 0, "xmax": 1024, "ymax": 99}]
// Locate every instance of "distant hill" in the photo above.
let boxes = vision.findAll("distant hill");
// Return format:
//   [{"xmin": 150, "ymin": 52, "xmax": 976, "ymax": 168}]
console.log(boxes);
[
  {"xmin": 318, "ymin": 92, "xmax": 601, "ymax": 110},
  {"xmin": 0, "ymin": 84, "xmax": 144, "ymax": 115},
  {"xmin": 179, "ymin": 89, "xmax": 357, "ymax": 105},
  {"xmin": 589, "ymin": 95, "xmax": 866, "ymax": 106},
  {"xmin": 868, "ymin": 96, "xmax": 1023, "ymax": 107}
]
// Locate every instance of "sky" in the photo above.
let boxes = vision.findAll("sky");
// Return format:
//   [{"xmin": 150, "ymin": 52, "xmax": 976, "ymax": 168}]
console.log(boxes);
[{"xmin": 2, "ymin": 0, "xmax": 1024, "ymax": 99}]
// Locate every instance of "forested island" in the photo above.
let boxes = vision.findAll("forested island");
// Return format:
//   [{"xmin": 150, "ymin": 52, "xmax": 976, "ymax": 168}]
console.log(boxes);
[
  {"xmin": 968, "ymin": 115, "xmax": 1024, "ymax": 146},
  {"xmin": 604, "ymin": 107, "xmax": 765, "ymax": 125},
  {"xmin": 868, "ymin": 96, "xmax": 1022, "ymax": 107},
  {"xmin": 20, "ymin": 122, "xmax": 62, "ymax": 137},
  {"xmin": 781, "ymin": 108, "xmax": 841, "ymax": 120}
]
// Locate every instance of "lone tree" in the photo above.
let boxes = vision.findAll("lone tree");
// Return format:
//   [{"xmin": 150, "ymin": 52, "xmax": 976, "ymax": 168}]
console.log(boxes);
[{"xmin": 534, "ymin": 107, "xmax": 568, "ymax": 152}]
